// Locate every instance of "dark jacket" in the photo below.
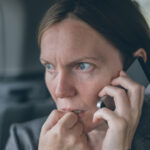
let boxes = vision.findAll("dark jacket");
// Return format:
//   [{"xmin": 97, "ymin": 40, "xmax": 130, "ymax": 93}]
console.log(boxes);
[{"xmin": 5, "ymin": 88, "xmax": 150, "ymax": 150}]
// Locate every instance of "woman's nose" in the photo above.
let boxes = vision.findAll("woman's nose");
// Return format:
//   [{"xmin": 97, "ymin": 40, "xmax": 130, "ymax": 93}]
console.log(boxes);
[{"xmin": 54, "ymin": 73, "xmax": 77, "ymax": 99}]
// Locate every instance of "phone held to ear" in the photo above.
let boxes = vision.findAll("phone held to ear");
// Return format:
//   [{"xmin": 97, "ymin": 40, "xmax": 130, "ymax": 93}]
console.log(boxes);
[{"xmin": 97, "ymin": 56, "xmax": 150, "ymax": 110}]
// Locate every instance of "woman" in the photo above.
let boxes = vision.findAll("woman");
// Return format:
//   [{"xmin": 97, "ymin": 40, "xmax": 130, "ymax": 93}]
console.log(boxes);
[{"xmin": 5, "ymin": 0, "xmax": 150, "ymax": 150}]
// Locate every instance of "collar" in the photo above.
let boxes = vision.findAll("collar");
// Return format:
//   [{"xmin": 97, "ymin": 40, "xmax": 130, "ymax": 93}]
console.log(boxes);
[{"xmin": 145, "ymin": 84, "xmax": 150, "ymax": 95}]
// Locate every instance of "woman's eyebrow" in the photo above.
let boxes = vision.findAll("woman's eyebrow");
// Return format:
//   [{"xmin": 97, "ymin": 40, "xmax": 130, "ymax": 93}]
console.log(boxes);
[
  {"xmin": 40, "ymin": 55, "xmax": 105, "ymax": 65},
  {"xmin": 69, "ymin": 56, "xmax": 104, "ymax": 64},
  {"xmin": 40, "ymin": 58, "xmax": 52, "ymax": 65}
]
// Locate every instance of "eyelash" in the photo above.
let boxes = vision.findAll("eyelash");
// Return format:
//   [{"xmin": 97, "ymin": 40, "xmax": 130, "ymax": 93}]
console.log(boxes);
[
  {"xmin": 44, "ymin": 62, "xmax": 94, "ymax": 73},
  {"xmin": 75, "ymin": 62, "xmax": 93, "ymax": 72},
  {"xmin": 45, "ymin": 63, "xmax": 55, "ymax": 73}
]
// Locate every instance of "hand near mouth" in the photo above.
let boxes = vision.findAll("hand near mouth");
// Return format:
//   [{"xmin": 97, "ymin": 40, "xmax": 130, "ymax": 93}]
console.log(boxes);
[{"xmin": 38, "ymin": 109, "xmax": 91, "ymax": 150}]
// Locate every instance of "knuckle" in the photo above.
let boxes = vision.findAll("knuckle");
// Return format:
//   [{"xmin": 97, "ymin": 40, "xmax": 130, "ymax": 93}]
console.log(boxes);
[
  {"xmin": 50, "ymin": 130, "xmax": 59, "ymax": 139},
  {"xmin": 67, "ymin": 111, "xmax": 76, "ymax": 118},
  {"xmin": 69, "ymin": 112, "xmax": 78, "ymax": 120},
  {"xmin": 51, "ymin": 109, "xmax": 59, "ymax": 116},
  {"xmin": 116, "ymin": 88, "xmax": 126, "ymax": 97},
  {"xmin": 118, "ymin": 89, "xmax": 125, "ymax": 95},
  {"xmin": 133, "ymin": 84, "xmax": 141, "ymax": 91}
]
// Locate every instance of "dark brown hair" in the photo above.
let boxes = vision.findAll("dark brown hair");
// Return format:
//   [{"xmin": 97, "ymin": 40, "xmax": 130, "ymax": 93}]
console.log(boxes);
[{"xmin": 38, "ymin": 0, "xmax": 150, "ymax": 69}]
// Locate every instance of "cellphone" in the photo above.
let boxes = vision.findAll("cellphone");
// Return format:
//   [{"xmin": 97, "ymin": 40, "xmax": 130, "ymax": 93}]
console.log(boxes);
[{"xmin": 97, "ymin": 56, "xmax": 150, "ymax": 110}]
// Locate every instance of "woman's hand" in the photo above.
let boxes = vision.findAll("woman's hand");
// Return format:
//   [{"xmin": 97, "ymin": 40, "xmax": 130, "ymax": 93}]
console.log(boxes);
[
  {"xmin": 93, "ymin": 71, "xmax": 145, "ymax": 150},
  {"xmin": 38, "ymin": 110, "xmax": 91, "ymax": 150}
]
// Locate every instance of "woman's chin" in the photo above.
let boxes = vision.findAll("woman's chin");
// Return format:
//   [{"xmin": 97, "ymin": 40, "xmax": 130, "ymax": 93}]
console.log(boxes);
[{"xmin": 77, "ymin": 110, "xmax": 105, "ymax": 133}]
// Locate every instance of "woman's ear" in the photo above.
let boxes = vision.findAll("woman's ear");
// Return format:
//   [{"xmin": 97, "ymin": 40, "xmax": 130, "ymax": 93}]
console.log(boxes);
[{"xmin": 133, "ymin": 48, "xmax": 147, "ymax": 63}]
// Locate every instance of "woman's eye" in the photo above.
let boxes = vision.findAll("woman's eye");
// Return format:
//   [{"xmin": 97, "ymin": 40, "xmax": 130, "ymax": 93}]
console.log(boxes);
[
  {"xmin": 77, "ymin": 62, "xmax": 92, "ymax": 71},
  {"xmin": 45, "ymin": 64, "xmax": 55, "ymax": 72}
]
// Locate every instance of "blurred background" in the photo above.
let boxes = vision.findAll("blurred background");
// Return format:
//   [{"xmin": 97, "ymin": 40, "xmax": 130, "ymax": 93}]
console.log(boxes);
[
  {"xmin": 0, "ymin": 0, "xmax": 149, "ymax": 149},
  {"xmin": 137, "ymin": 0, "xmax": 150, "ymax": 25},
  {"xmin": 0, "ymin": 0, "xmax": 55, "ymax": 149}
]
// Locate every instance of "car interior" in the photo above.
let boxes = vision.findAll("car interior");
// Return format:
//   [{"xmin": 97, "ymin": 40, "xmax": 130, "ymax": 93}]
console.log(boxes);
[{"xmin": 0, "ymin": 0, "xmax": 149, "ymax": 149}]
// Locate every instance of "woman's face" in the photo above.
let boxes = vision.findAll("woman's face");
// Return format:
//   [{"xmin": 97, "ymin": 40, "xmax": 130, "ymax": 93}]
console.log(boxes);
[{"xmin": 40, "ymin": 18, "xmax": 123, "ymax": 132}]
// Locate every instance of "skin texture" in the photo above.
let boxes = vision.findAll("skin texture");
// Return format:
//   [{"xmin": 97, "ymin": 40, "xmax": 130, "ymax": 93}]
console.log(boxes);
[{"xmin": 39, "ymin": 18, "xmax": 145, "ymax": 150}]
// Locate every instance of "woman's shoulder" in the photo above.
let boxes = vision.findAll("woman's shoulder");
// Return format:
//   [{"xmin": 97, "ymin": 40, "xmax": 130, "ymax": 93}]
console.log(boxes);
[
  {"xmin": 139, "ymin": 95, "xmax": 150, "ymax": 132},
  {"xmin": 5, "ymin": 116, "xmax": 48, "ymax": 150}
]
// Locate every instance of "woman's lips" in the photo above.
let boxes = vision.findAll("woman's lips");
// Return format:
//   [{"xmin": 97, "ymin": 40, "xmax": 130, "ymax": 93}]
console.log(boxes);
[
  {"xmin": 72, "ymin": 110, "xmax": 83, "ymax": 113},
  {"xmin": 60, "ymin": 108, "xmax": 85, "ymax": 117},
  {"xmin": 72, "ymin": 110, "xmax": 85, "ymax": 118}
]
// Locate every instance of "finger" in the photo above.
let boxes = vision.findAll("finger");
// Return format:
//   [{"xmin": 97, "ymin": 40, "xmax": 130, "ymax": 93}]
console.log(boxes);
[
  {"xmin": 93, "ymin": 108, "xmax": 111, "ymax": 123},
  {"xmin": 99, "ymin": 85, "xmax": 129, "ymax": 115},
  {"xmin": 58, "ymin": 112, "xmax": 78, "ymax": 129},
  {"xmin": 69, "ymin": 122, "xmax": 83, "ymax": 137},
  {"xmin": 42, "ymin": 110, "xmax": 64, "ymax": 132},
  {"xmin": 93, "ymin": 108, "xmax": 125, "ymax": 129},
  {"xmin": 111, "ymin": 71, "xmax": 145, "ymax": 109}
]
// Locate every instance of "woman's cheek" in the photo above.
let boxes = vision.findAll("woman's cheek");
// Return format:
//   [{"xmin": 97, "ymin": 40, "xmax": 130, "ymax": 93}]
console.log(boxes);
[
  {"xmin": 45, "ymin": 72, "xmax": 56, "ymax": 99},
  {"xmin": 45, "ymin": 73, "xmax": 51, "ymax": 90},
  {"xmin": 81, "ymin": 78, "xmax": 109, "ymax": 102}
]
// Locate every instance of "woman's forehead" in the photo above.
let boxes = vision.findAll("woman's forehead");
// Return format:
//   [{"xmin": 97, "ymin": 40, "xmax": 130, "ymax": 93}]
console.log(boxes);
[
  {"xmin": 41, "ymin": 18, "xmax": 102, "ymax": 45},
  {"xmin": 40, "ymin": 18, "xmax": 120, "ymax": 63}
]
